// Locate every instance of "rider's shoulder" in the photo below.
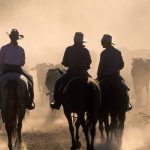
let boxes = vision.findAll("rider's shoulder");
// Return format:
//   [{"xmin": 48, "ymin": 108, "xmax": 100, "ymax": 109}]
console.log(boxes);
[
  {"xmin": 100, "ymin": 49, "xmax": 106, "ymax": 56},
  {"xmin": 114, "ymin": 48, "xmax": 122, "ymax": 55},
  {"xmin": 17, "ymin": 45, "xmax": 24, "ymax": 51},
  {"xmin": 113, "ymin": 47, "xmax": 121, "ymax": 52},
  {"xmin": 1, "ymin": 43, "xmax": 10, "ymax": 49}
]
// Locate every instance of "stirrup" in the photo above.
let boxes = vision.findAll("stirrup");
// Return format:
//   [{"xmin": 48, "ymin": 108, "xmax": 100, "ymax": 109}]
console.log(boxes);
[
  {"xmin": 32, "ymin": 102, "xmax": 35, "ymax": 109},
  {"xmin": 127, "ymin": 103, "xmax": 132, "ymax": 111}
]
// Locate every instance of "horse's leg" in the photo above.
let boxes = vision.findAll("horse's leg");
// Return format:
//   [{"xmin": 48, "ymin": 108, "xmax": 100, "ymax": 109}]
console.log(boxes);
[
  {"xmin": 64, "ymin": 111, "xmax": 76, "ymax": 150},
  {"xmin": 90, "ymin": 120, "xmax": 96, "ymax": 150},
  {"xmin": 117, "ymin": 112, "xmax": 126, "ymax": 147},
  {"xmin": 133, "ymin": 81, "xmax": 138, "ymax": 104},
  {"xmin": 75, "ymin": 117, "xmax": 81, "ymax": 149},
  {"xmin": 139, "ymin": 86, "xmax": 143, "ymax": 105},
  {"xmin": 18, "ymin": 119, "xmax": 23, "ymax": 143},
  {"xmin": 146, "ymin": 83, "xmax": 149, "ymax": 105},
  {"xmin": 135, "ymin": 83, "xmax": 141, "ymax": 105},
  {"xmin": 104, "ymin": 113, "xmax": 110, "ymax": 142},
  {"xmin": 37, "ymin": 81, "xmax": 41, "ymax": 96},
  {"xmin": 80, "ymin": 116, "xmax": 90, "ymax": 150},
  {"xmin": 110, "ymin": 112, "xmax": 117, "ymax": 143},
  {"xmin": 6, "ymin": 124, "xmax": 13, "ymax": 150},
  {"xmin": 99, "ymin": 120, "xmax": 105, "ymax": 142}
]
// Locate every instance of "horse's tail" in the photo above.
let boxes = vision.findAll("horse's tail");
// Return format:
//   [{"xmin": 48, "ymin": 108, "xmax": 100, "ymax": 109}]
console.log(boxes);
[
  {"xmin": 87, "ymin": 79, "xmax": 101, "ymax": 127},
  {"xmin": 6, "ymin": 79, "xmax": 18, "ymax": 137}
]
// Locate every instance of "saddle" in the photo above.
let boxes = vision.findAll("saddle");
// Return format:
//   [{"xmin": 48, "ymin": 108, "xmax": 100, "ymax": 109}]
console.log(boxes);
[
  {"xmin": 62, "ymin": 75, "xmax": 89, "ymax": 94},
  {"xmin": 100, "ymin": 75, "xmax": 130, "ymax": 91},
  {"xmin": 0, "ymin": 72, "xmax": 29, "ymax": 89}
]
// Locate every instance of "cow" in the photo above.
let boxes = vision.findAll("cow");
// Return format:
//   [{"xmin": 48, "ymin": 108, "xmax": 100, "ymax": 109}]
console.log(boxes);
[
  {"xmin": 131, "ymin": 58, "xmax": 150, "ymax": 105},
  {"xmin": 45, "ymin": 64, "xmax": 65, "ymax": 102},
  {"xmin": 30, "ymin": 63, "xmax": 55, "ymax": 98}
]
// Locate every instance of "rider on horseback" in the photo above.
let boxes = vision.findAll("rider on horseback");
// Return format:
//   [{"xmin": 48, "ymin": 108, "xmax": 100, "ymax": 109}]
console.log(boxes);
[
  {"xmin": 51, "ymin": 32, "xmax": 92, "ymax": 109},
  {"xmin": 97, "ymin": 34, "xmax": 132, "ymax": 111},
  {"xmin": 0, "ymin": 29, "xmax": 35, "ymax": 110}
]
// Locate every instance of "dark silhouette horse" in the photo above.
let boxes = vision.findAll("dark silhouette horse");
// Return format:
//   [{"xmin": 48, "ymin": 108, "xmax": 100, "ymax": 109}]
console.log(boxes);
[
  {"xmin": 60, "ymin": 76, "xmax": 101, "ymax": 150},
  {"xmin": 99, "ymin": 77, "xmax": 128, "ymax": 149},
  {"xmin": 0, "ymin": 73, "xmax": 29, "ymax": 150}
]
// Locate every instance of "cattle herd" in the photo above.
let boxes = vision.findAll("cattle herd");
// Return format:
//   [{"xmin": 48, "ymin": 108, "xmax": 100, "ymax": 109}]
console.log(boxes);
[{"xmin": 29, "ymin": 58, "xmax": 150, "ymax": 107}]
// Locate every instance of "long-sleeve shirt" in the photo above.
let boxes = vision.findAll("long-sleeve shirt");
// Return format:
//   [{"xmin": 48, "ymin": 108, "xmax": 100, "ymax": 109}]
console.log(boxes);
[
  {"xmin": 62, "ymin": 43, "xmax": 92, "ymax": 74},
  {"xmin": 0, "ymin": 43, "xmax": 25, "ymax": 66},
  {"xmin": 97, "ymin": 45, "xmax": 124, "ymax": 79}
]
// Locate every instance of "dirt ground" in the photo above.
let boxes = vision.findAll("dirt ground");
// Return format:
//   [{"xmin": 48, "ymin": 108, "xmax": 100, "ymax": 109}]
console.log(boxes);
[{"xmin": 1, "ymin": 98, "xmax": 150, "ymax": 150}]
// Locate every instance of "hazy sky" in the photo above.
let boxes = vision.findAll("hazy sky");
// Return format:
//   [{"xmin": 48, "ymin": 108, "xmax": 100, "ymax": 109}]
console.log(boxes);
[{"xmin": 0, "ymin": 0, "xmax": 150, "ymax": 65}]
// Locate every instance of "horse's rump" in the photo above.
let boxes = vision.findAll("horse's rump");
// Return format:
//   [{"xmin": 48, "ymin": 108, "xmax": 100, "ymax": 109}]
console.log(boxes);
[
  {"xmin": 0, "ymin": 73, "xmax": 29, "ymax": 149},
  {"xmin": 0, "ymin": 73, "xmax": 29, "ymax": 122},
  {"xmin": 100, "ymin": 77, "xmax": 128, "ymax": 112},
  {"xmin": 61, "ymin": 76, "xmax": 101, "ymax": 149},
  {"xmin": 63, "ymin": 76, "xmax": 101, "ymax": 115}
]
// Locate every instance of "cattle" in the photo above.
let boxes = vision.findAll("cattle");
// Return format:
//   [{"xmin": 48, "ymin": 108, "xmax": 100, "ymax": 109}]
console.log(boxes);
[
  {"xmin": 45, "ymin": 64, "xmax": 65, "ymax": 101},
  {"xmin": 30, "ymin": 63, "xmax": 55, "ymax": 98},
  {"xmin": 131, "ymin": 58, "xmax": 150, "ymax": 105}
]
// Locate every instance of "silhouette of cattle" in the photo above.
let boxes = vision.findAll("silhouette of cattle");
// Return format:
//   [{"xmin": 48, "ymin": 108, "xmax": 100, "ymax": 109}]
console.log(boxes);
[
  {"xmin": 131, "ymin": 58, "xmax": 150, "ymax": 105},
  {"xmin": 45, "ymin": 68, "xmax": 61, "ymax": 101},
  {"xmin": 31, "ymin": 63, "xmax": 55, "ymax": 98},
  {"xmin": 45, "ymin": 64, "xmax": 66, "ymax": 101}
]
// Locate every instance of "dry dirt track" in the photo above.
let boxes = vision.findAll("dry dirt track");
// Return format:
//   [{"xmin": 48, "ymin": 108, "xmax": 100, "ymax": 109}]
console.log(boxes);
[{"xmin": 1, "ymin": 100, "xmax": 150, "ymax": 150}]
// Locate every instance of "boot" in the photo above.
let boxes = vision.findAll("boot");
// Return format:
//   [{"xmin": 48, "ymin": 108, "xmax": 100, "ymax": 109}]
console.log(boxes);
[
  {"xmin": 27, "ymin": 82, "xmax": 35, "ymax": 110},
  {"xmin": 127, "ymin": 102, "xmax": 132, "ymax": 111},
  {"xmin": 50, "ymin": 101, "xmax": 61, "ymax": 110},
  {"xmin": 27, "ymin": 101, "xmax": 35, "ymax": 110}
]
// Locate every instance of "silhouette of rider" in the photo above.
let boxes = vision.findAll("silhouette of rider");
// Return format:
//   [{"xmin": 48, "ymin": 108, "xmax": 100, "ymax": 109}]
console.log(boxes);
[
  {"xmin": 97, "ymin": 34, "xmax": 132, "ymax": 111},
  {"xmin": 51, "ymin": 32, "xmax": 92, "ymax": 109},
  {"xmin": 0, "ymin": 29, "xmax": 35, "ymax": 110}
]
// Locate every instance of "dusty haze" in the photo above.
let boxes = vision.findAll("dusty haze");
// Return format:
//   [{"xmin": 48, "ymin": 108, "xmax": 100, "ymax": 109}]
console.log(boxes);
[{"xmin": 0, "ymin": 0, "xmax": 150, "ymax": 150}]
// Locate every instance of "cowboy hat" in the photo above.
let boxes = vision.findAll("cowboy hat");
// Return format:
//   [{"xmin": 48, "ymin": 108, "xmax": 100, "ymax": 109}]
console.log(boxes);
[
  {"xmin": 74, "ymin": 32, "xmax": 87, "ymax": 43},
  {"xmin": 8, "ymin": 29, "xmax": 24, "ymax": 40},
  {"xmin": 101, "ymin": 34, "xmax": 115, "ymax": 45}
]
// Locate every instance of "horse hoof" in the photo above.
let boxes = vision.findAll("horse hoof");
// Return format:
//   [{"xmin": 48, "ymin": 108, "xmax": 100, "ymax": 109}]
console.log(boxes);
[
  {"xmin": 76, "ymin": 141, "xmax": 81, "ymax": 149},
  {"xmin": 87, "ymin": 145, "xmax": 93, "ymax": 150},
  {"xmin": 70, "ymin": 145, "xmax": 76, "ymax": 150}
]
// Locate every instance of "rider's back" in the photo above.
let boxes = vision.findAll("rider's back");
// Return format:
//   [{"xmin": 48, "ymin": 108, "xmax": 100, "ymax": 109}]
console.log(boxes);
[
  {"xmin": 98, "ymin": 46, "xmax": 124, "ymax": 78},
  {"xmin": 62, "ymin": 44, "xmax": 91, "ymax": 75}
]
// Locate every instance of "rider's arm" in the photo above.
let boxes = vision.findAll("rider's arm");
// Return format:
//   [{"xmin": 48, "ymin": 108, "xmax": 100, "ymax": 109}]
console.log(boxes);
[
  {"xmin": 118, "ymin": 51, "xmax": 124, "ymax": 70},
  {"xmin": 85, "ymin": 50, "xmax": 92, "ymax": 70},
  {"xmin": 0, "ymin": 47, "xmax": 4, "ymax": 64},
  {"xmin": 97, "ymin": 52, "xmax": 105, "ymax": 80},
  {"xmin": 21, "ymin": 48, "xmax": 25, "ymax": 66},
  {"xmin": 61, "ymin": 48, "xmax": 69, "ymax": 67}
]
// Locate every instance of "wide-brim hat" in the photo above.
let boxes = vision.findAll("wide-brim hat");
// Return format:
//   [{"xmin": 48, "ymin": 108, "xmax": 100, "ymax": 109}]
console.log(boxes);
[
  {"xmin": 100, "ymin": 34, "xmax": 115, "ymax": 45},
  {"xmin": 8, "ymin": 29, "xmax": 24, "ymax": 40},
  {"xmin": 74, "ymin": 32, "xmax": 87, "ymax": 43}
]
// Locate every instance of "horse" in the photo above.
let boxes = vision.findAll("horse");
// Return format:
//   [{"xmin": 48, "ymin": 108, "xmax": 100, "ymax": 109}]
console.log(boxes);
[
  {"xmin": 98, "ymin": 77, "xmax": 128, "ymax": 149},
  {"xmin": 59, "ymin": 76, "xmax": 101, "ymax": 150},
  {"xmin": 0, "ymin": 73, "xmax": 29, "ymax": 150}
]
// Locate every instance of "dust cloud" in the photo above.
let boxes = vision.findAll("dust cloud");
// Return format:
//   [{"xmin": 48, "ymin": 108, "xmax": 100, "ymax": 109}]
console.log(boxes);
[{"xmin": 0, "ymin": 0, "xmax": 150, "ymax": 149}]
